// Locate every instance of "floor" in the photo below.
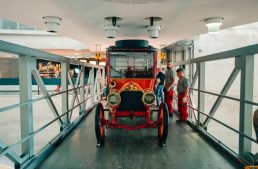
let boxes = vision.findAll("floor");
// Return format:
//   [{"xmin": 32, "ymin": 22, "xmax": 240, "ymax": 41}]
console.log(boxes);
[{"xmin": 38, "ymin": 109, "xmax": 239, "ymax": 169}]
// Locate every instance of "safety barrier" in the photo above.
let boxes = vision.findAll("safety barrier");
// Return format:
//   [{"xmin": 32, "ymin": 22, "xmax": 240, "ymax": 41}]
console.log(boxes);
[
  {"xmin": 0, "ymin": 40, "xmax": 105, "ymax": 168},
  {"xmin": 172, "ymin": 44, "xmax": 258, "ymax": 167}
]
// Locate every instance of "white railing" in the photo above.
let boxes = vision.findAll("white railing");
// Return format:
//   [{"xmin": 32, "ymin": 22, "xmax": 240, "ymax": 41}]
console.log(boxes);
[{"xmin": 0, "ymin": 40, "xmax": 105, "ymax": 169}]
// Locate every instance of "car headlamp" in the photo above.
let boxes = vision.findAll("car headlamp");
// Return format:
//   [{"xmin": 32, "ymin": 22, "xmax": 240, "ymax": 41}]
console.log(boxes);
[
  {"xmin": 142, "ymin": 91, "xmax": 156, "ymax": 106},
  {"xmin": 107, "ymin": 92, "xmax": 121, "ymax": 106}
]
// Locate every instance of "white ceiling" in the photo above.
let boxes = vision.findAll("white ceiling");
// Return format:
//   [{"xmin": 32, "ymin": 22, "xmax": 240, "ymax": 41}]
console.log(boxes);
[{"xmin": 1, "ymin": 0, "xmax": 258, "ymax": 51}]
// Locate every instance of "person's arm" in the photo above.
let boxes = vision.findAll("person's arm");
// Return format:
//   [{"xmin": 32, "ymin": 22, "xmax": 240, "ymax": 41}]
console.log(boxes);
[
  {"xmin": 184, "ymin": 87, "xmax": 189, "ymax": 98},
  {"xmin": 168, "ymin": 77, "xmax": 175, "ymax": 90},
  {"xmin": 183, "ymin": 79, "xmax": 190, "ymax": 102}
]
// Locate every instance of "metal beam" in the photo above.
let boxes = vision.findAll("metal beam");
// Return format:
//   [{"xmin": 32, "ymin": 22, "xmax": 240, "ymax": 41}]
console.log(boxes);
[
  {"xmin": 238, "ymin": 55, "xmax": 254, "ymax": 155},
  {"xmin": 18, "ymin": 55, "xmax": 34, "ymax": 157},
  {"xmin": 197, "ymin": 62, "xmax": 205, "ymax": 126},
  {"xmin": 202, "ymin": 67, "xmax": 240, "ymax": 127},
  {"xmin": 31, "ymin": 70, "xmax": 63, "ymax": 126},
  {"xmin": 172, "ymin": 44, "xmax": 258, "ymax": 67},
  {"xmin": 190, "ymin": 69, "xmax": 198, "ymax": 89},
  {"xmin": 89, "ymin": 68, "xmax": 95, "ymax": 106},
  {"xmin": 79, "ymin": 66, "xmax": 86, "ymax": 114},
  {"xmin": 0, "ymin": 140, "xmax": 23, "ymax": 165},
  {"xmin": 61, "ymin": 62, "xmax": 69, "ymax": 127},
  {"xmin": 67, "ymin": 69, "xmax": 82, "ymax": 120},
  {"xmin": 0, "ymin": 40, "xmax": 66, "ymax": 62}
]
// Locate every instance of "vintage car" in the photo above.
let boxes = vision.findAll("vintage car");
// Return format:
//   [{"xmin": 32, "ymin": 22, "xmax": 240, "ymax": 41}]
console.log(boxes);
[{"xmin": 95, "ymin": 40, "xmax": 169, "ymax": 147}]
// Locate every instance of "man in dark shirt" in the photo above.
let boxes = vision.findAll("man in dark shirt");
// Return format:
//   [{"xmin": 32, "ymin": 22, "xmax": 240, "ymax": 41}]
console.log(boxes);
[{"xmin": 156, "ymin": 68, "xmax": 165, "ymax": 106}]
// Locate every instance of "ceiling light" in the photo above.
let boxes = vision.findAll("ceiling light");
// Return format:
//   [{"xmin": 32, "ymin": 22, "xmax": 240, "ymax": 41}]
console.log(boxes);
[
  {"xmin": 43, "ymin": 16, "xmax": 62, "ymax": 33},
  {"xmin": 145, "ymin": 17, "xmax": 162, "ymax": 38},
  {"xmin": 104, "ymin": 17, "xmax": 121, "ymax": 38},
  {"xmin": 204, "ymin": 17, "xmax": 223, "ymax": 34},
  {"xmin": 147, "ymin": 25, "xmax": 161, "ymax": 38},
  {"xmin": 104, "ymin": 24, "xmax": 119, "ymax": 38}
]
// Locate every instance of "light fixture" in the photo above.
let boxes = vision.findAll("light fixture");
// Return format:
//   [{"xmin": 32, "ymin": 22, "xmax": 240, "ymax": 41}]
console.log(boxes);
[
  {"xmin": 145, "ymin": 17, "xmax": 162, "ymax": 38},
  {"xmin": 204, "ymin": 17, "xmax": 223, "ymax": 34},
  {"xmin": 104, "ymin": 17, "xmax": 121, "ymax": 38},
  {"xmin": 42, "ymin": 16, "xmax": 62, "ymax": 33}
]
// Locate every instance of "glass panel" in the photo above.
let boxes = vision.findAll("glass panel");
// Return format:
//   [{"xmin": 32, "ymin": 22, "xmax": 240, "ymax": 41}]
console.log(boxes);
[{"xmin": 110, "ymin": 52, "xmax": 154, "ymax": 78}]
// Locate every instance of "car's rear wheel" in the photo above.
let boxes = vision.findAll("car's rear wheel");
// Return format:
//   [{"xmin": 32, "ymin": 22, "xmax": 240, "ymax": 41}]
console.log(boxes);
[
  {"xmin": 158, "ymin": 102, "xmax": 169, "ymax": 147},
  {"xmin": 95, "ymin": 103, "xmax": 105, "ymax": 147}
]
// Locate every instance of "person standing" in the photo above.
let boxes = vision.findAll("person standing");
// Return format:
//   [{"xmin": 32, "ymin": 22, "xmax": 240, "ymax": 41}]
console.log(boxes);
[
  {"xmin": 175, "ymin": 68, "xmax": 189, "ymax": 125},
  {"xmin": 155, "ymin": 67, "xmax": 165, "ymax": 106},
  {"xmin": 164, "ymin": 61, "xmax": 176, "ymax": 117}
]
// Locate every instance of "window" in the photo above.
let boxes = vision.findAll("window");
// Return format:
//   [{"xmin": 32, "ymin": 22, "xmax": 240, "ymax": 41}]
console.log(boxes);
[{"xmin": 110, "ymin": 52, "xmax": 154, "ymax": 78}]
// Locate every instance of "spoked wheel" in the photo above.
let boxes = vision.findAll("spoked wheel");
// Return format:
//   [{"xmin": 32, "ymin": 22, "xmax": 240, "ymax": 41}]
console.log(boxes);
[
  {"xmin": 158, "ymin": 102, "xmax": 169, "ymax": 147},
  {"xmin": 95, "ymin": 103, "xmax": 105, "ymax": 147}
]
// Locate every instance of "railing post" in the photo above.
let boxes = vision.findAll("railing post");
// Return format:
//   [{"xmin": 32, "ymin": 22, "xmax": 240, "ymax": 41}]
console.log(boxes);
[
  {"xmin": 197, "ymin": 62, "xmax": 205, "ymax": 127},
  {"xmin": 18, "ymin": 55, "xmax": 35, "ymax": 158},
  {"xmin": 238, "ymin": 55, "xmax": 254, "ymax": 156},
  {"xmin": 80, "ymin": 66, "xmax": 85, "ymax": 114},
  {"xmin": 90, "ymin": 68, "xmax": 95, "ymax": 106},
  {"xmin": 61, "ymin": 61, "xmax": 69, "ymax": 128}
]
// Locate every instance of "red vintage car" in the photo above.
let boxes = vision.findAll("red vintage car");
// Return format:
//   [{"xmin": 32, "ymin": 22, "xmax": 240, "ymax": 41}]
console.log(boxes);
[{"xmin": 95, "ymin": 40, "xmax": 169, "ymax": 147}]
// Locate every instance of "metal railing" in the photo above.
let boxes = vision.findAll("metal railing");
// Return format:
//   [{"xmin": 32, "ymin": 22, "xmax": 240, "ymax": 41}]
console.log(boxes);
[
  {"xmin": 0, "ymin": 40, "xmax": 106, "ymax": 168},
  {"xmin": 171, "ymin": 43, "xmax": 258, "ymax": 167}
]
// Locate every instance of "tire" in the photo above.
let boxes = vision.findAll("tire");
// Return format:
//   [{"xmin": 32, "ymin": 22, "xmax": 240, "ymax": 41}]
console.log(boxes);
[
  {"xmin": 157, "ymin": 102, "xmax": 169, "ymax": 147},
  {"xmin": 95, "ymin": 103, "xmax": 105, "ymax": 147}
]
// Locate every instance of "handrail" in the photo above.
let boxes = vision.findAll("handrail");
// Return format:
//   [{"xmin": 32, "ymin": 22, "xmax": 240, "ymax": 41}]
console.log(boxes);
[
  {"xmin": 172, "ymin": 43, "xmax": 258, "ymax": 66},
  {"xmin": 187, "ymin": 105, "xmax": 257, "ymax": 143},
  {"xmin": 0, "ymin": 40, "xmax": 104, "ymax": 69},
  {"xmin": 175, "ymin": 84, "xmax": 258, "ymax": 106},
  {"xmin": 173, "ymin": 85, "xmax": 257, "ymax": 143},
  {"xmin": 0, "ymin": 39, "xmax": 107, "ymax": 168},
  {"xmin": 0, "ymin": 92, "xmax": 96, "ymax": 158},
  {"xmin": 0, "ymin": 83, "xmax": 93, "ymax": 114}
]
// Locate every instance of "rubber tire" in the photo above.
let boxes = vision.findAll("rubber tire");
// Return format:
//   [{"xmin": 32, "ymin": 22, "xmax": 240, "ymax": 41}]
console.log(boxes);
[
  {"xmin": 157, "ymin": 102, "xmax": 169, "ymax": 147},
  {"xmin": 95, "ymin": 103, "xmax": 105, "ymax": 147}
]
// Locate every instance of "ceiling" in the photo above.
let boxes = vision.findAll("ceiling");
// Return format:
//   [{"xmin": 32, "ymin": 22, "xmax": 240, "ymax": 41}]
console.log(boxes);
[{"xmin": 1, "ymin": 0, "xmax": 258, "ymax": 51}]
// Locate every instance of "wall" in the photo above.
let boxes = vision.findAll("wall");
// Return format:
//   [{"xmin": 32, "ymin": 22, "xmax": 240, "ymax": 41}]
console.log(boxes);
[{"xmin": 0, "ymin": 58, "xmax": 18, "ymax": 78}]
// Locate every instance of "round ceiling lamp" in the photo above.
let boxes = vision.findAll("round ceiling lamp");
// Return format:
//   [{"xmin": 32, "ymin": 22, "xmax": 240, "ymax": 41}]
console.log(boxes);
[
  {"xmin": 204, "ymin": 17, "xmax": 223, "ymax": 34},
  {"xmin": 104, "ymin": 16, "xmax": 122, "ymax": 38},
  {"xmin": 145, "ymin": 17, "xmax": 162, "ymax": 38},
  {"xmin": 43, "ymin": 16, "xmax": 62, "ymax": 33}
]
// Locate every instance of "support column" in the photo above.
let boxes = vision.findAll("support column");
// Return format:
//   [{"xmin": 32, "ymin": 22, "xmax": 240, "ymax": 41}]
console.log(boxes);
[
  {"xmin": 238, "ymin": 55, "xmax": 254, "ymax": 155},
  {"xmin": 90, "ymin": 68, "xmax": 95, "ymax": 106},
  {"xmin": 61, "ymin": 61, "xmax": 69, "ymax": 127},
  {"xmin": 197, "ymin": 62, "xmax": 205, "ymax": 127},
  {"xmin": 79, "ymin": 66, "xmax": 85, "ymax": 114},
  {"xmin": 18, "ymin": 55, "xmax": 35, "ymax": 157}
]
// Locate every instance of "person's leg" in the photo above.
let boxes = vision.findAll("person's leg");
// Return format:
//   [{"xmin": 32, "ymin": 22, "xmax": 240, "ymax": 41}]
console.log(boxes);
[
  {"xmin": 181, "ymin": 103, "xmax": 188, "ymax": 122},
  {"xmin": 170, "ymin": 90, "xmax": 174, "ymax": 112},
  {"xmin": 164, "ymin": 91, "xmax": 172, "ymax": 113},
  {"xmin": 164, "ymin": 90, "xmax": 173, "ymax": 116},
  {"xmin": 177, "ymin": 94, "xmax": 188, "ymax": 125},
  {"xmin": 160, "ymin": 86, "xmax": 165, "ymax": 103},
  {"xmin": 176, "ymin": 94, "xmax": 182, "ymax": 124},
  {"xmin": 178, "ymin": 94, "xmax": 183, "ymax": 120},
  {"xmin": 156, "ymin": 87, "xmax": 160, "ymax": 106}
]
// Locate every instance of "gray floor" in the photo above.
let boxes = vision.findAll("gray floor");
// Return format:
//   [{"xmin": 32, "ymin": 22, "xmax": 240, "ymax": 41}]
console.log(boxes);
[{"xmin": 38, "ymin": 109, "xmax": 239, "ymax": 169}]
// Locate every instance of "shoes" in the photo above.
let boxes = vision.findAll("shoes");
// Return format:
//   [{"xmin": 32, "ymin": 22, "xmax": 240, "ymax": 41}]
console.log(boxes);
[
  {"xmin": 176, "ymin": 120, "xmax": 187, "ymax": 126},
  {"xmin": 176, "ymin": 120, "xmax": 181, "ymax": 124}
]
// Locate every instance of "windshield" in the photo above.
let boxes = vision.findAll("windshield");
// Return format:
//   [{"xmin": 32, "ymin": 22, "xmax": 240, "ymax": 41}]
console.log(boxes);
[{"xmin": 109, "ymin": 52, "xmax": 154, "ymax": 78}]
